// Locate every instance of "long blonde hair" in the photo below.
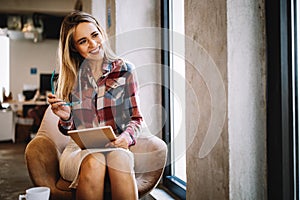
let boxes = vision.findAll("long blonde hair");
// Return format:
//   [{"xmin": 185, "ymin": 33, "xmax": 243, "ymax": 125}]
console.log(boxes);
[{"xmin": 56, "ymin": 11, "xmax": 118, "ymax": 101}]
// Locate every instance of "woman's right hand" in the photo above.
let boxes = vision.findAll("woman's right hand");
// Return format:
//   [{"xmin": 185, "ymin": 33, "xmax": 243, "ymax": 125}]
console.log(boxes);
[{"xmin": 47, "ymin": 93, "xmax": 71, "ymax": 120}]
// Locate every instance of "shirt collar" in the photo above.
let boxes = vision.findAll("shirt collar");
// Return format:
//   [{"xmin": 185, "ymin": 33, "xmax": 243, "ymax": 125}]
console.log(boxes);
[{"xmin": 102, "ymin": 62, "xmax": 112, "ymax": 77}]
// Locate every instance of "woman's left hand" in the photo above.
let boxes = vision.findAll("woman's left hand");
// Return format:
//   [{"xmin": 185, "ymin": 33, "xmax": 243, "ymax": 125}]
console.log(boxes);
[{"xmin": 105, "ymin": 134, "xmax": 130, "ymax": 149}]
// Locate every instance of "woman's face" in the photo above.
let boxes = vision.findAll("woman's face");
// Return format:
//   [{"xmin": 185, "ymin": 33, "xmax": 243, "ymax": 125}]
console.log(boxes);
[{"xmin": 73, "ymin": 22, "xmax": 104, "ymax": 60}]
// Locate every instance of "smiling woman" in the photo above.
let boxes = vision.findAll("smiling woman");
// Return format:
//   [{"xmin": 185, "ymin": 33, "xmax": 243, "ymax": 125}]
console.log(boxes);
[
  {"xmin": 0, "ymin": 0, "xmax": 165, "ymax": 198},
  {"xmin": 47, "ymin": 11, "xmax": 144, "ymax": 200},
  {"xmin": 73, "ymin": 22, "xmax": 104, "ymax": 61}
]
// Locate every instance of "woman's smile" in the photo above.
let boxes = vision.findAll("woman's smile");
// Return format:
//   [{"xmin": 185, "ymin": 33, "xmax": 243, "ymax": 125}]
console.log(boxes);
[
  {"xmin": 89, "ymin": 46, "xmax": 100, "ymax": 54},
  {"xmin": 73, "ymin": 22, "xmax": 103, "ymax": 60}
]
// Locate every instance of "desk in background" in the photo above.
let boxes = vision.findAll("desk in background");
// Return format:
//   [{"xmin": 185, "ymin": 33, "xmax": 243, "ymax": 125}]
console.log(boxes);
[
  {"xmin": 10, "ymin": 100, "xmax": 48, "ymax": 116},
  {"xmin": 0, "ymin": 100, "xmax": 49, "ymax": 143}
]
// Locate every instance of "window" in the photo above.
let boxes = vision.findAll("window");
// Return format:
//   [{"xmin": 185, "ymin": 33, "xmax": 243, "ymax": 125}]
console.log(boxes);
[
  {"xmin": 0, "ymin": 35, "xmax": 10, "ymax": 102},
  {"xmin": 161, "ymin": 0, "xmax": 186, "ymax": 199},
  {"xmin": 170, "ymin": 0, "xmax": 186, "ymax": 183}
]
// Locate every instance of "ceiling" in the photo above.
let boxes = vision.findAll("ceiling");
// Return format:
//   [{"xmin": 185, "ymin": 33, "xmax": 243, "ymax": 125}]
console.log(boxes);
[{"xmin": 0, "ymin": 12, "xmax": 65, "ymax": 39}]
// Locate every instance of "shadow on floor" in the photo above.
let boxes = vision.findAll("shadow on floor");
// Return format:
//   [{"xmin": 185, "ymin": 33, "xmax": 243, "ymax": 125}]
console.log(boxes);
[{"xmin": 0, "ymin": 141, "xmax": 33, "ymax": 200}]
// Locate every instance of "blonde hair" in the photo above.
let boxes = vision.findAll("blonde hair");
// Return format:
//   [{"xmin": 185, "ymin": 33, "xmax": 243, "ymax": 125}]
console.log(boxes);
[{"xmin": 56, "ymin": 11, "xmax": 119, "ymax": 101}]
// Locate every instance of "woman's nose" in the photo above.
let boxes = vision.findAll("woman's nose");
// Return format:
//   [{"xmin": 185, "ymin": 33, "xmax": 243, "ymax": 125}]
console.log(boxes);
[{"xmin": 89, "ymin": 39, "xmax": 97, "ymax": 47}]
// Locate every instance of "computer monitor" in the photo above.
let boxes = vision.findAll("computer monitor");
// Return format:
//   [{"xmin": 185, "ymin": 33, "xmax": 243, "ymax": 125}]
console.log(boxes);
[{"xmin": 39, "ymin": 73, "xmax": 58, "ymax": 96}]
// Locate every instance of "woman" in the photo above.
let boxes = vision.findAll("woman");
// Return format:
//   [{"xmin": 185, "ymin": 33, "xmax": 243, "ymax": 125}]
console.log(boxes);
[{"xmin": 48, "ymin": 11, "xmax": 142, "ymax": 200}]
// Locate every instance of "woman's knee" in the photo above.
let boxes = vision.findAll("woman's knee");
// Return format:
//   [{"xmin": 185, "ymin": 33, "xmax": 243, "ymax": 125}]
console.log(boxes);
[
  {"xmin": 80, "ymin": 153, "xmax": 106, "ymax": 180},
  {"xmin": 106, "ymin": 150, "xmax": 134, "ymax": 172},
  {"xmin": 81, "ymin": 153, "xmax": 106, "ymax": 169}
]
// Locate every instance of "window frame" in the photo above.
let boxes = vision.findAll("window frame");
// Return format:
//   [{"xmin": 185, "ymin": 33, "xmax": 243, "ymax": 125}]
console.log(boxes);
[
  {"xmin": 293, "ymin": 0, "xmax": 299, "ymax": 198},
  {"xmin": 161, "ymin": 0, "xmax": 186, "ymax": 199},
  {"xmin": 266, "ymin": 0, "xmax": 297, "ymax": 199}
]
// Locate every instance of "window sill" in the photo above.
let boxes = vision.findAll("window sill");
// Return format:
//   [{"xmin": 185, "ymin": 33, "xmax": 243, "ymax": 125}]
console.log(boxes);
[{"xmin": 148, "ymin": 185, "xmax": 182, "ymax": 200}]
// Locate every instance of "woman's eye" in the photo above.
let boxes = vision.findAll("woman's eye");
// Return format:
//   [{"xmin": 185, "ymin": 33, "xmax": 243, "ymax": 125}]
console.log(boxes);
[
  {"xmin": 92, "ymin": 33, "xmax": 99, "ymax": 38},
  {"xmin": 79, "ymin": 39, "xmax": 87, "ymax": 45}
]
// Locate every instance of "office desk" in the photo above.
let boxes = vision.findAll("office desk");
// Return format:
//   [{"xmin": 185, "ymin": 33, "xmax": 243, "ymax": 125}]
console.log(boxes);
[
  {"xmin": 10, "ymin": 100, "xmax": 48, "ymax": 114},
  {"xmin": 3, "ymin": 100, "xmax": 48, "ymax": 142}
]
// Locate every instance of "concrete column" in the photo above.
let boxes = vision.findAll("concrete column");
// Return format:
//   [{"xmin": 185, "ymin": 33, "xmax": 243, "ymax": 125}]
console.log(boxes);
[
  {"xmin": 185, "ymin": 0, "xmax": 267, "ymax": 199},
  {"xmin": 227, "ymin": 0, "xmax": 267, "ymax": 199},
  {"xmin": 185, "ymin": 0, "xmax": 229, "ymax": 199}
]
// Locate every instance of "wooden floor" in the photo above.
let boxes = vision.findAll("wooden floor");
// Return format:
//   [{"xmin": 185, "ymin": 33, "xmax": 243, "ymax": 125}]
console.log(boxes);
[{"xmin": 0, "ymin": 141, "xmax": 33, "ymax": 200}]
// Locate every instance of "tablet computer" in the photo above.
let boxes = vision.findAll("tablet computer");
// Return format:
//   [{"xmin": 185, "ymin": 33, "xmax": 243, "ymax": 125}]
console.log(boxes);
[{"xmin": 68, "ymin": 126, "xmax": 117, "ymax": 149}]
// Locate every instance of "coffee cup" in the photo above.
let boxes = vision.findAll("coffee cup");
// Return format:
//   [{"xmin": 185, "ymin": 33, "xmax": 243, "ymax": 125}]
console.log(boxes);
[{"xmin": 19, "ymin": 186, "xmax": 50, "ymax": 200}]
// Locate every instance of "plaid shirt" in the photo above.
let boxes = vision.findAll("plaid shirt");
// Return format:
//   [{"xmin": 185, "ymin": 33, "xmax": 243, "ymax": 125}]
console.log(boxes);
[{"xmin": 58, "ymin": 60, "xmax": 143, "ymax": 146}]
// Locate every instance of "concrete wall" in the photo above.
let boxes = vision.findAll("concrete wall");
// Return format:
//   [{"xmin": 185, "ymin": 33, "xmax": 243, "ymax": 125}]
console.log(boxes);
[
  {"xmin": 9, "ymin": 39, "xmax": 59, "ymax": 100},
  {"xmin": 91, "ymin": 0, "xmax": 106, "ymax": 29},
  {"xmin": 185, "ymin": 0, "xmax": 229, "ymax": 199},
  {"xmin": 185, "ymin": 0, "xmax": 267, "ymax": 199},
  {"xmin": 227, "ymin": 0, "xmax": 267, "ymax": 199},
  {"xmin": 113, "ymin": 0, "xmax": 162, "ymax": 137}
]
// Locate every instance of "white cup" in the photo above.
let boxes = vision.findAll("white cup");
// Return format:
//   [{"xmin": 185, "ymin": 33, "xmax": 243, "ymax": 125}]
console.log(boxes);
[{"xmin": 19, "ymin": 187, "xmax": 50, "ymax": 200}]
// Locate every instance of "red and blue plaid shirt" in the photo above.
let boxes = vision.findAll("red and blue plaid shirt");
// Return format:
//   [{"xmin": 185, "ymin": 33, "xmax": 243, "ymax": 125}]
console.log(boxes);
[{"xmin": 58, "ymin": 60, "xmax": 143, "ymax": 146}]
